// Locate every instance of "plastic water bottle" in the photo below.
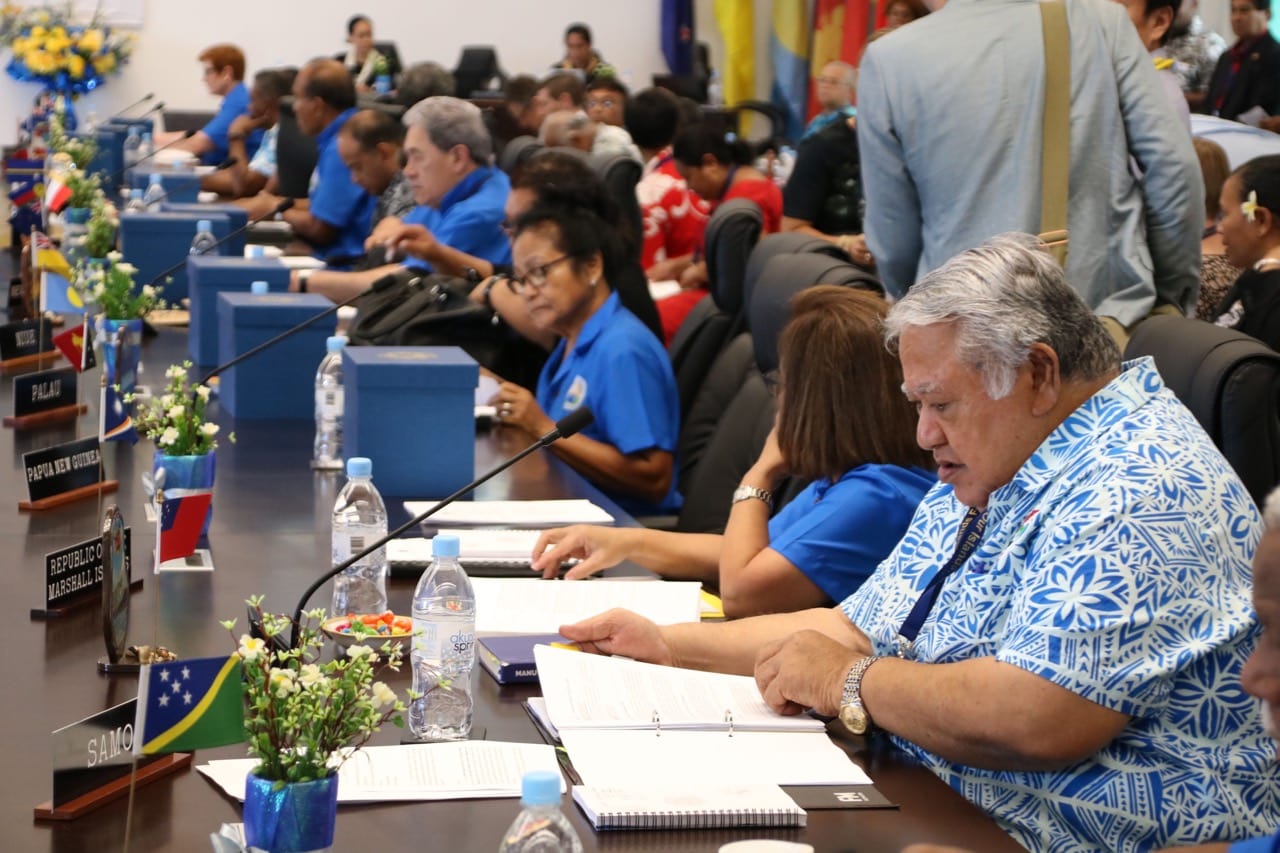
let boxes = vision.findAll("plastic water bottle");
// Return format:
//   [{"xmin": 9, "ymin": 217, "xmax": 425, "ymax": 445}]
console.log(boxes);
[
  {"xmin": 143, "ymin": 173, "xmax": 166, "ymax": 210},
  {"xmin": 312, "ymin": 336, "xmax": 345, "ymax": 470},
  {"xmin": 409, "ymin": 535, "xmax": 476, "ymax": 741},
  {"xmin": 189, "ymin": 219, "xmax": 218, "ymax": 256},
  {"xmin": 708, "ymin": 70, "xmax": 724, "ymax": 107},
  {"xmin": 374, "ymin": 74, "xmax": 392, "ymax": 95},
  {"xmin": 123, "ymin": 126, "xmax": 142, "ymax": 169},
  {"xmin": 330, "ymin": 457, "xmax": 389, "ymax": 617},
  {"xmin": 123, "ymin": 188, "xmax": 146, "ymax": 214},
  {"xmin": 499, "ymin": 771, "xmax": 583, "ymax": 853},
  {"xmin": 138, "ymin": 131, "xmax": 154, "ymax": 163}
]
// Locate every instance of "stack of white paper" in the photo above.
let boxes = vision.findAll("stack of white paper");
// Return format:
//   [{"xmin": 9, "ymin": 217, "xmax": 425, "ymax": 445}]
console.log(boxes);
[
  {"xmin": 403, "ymin": 499, "xmax": 615, "ymax": 526},
  {"xmin": 197, "ymin": 742, "xmax": 561, "ymax": 803},
  {"xmin": 471, "ymin": 578, "xmax": 702, "ymax": 633}
]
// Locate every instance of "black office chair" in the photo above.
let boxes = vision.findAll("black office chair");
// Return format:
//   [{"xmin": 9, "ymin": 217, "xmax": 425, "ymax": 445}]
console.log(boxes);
[
  {"xmin": 275, "ymin": 99, "xmax": 319, "ymax": 201},
  {"xmin": 498, "ymin": 136, "xmax": 543, "ymax": 176},
  {"xmin": 1125, "ymin": 315, "xmax": 1280, "ymax": 507},
  {"xmin": 742, "ymin": 232, "xmax": 865, "ymax": 314},
  {"xmin": 668, "ymin": 199, "xmax": 764, "ymax": 418},
  {"xmin": 749, "ymin": 252, "xmax": 880, "ymax": 374},
  {"xmin": 589, "ymin": 152, "xmax": 643, "ymax": 258},
  {"xmin": 676, "ymin": 332, "xmax": 755, "ymax": 496},
  {"xmin": 453, "ymin": 46, "xmax": 505, "ymax": 98}
]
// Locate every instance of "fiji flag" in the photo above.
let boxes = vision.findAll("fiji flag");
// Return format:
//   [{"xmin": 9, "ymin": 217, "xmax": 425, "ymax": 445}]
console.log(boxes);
[
  {"xmin": 156, "ymin": 489, "xmax": 212, "ymax": 565},
  {"xmin": 100, "ymin": 383, "xmax": 138, "ymax": 444},
  {"xmin": 53, "ymin": 317, "xmax": 96, "ymax": 372},
  {"xmin": 134, "ymin": 655, "xmax": 244, "ymax": 756}
]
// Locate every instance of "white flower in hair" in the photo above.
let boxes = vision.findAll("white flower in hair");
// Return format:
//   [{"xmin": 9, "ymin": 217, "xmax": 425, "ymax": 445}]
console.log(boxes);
[{"xmin": 1243, "ymin": 190, "xmax": 1260, "ymax": 223}]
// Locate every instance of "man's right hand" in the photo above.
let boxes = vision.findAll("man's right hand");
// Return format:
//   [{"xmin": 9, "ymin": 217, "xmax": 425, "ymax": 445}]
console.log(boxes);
[
  {"xmin": 559, "ymin": 608, "xmax": 674, "ymax": 666},
  {"xmin": 532, "ymin": 525, "xmax": 632, "ymax": 579}
]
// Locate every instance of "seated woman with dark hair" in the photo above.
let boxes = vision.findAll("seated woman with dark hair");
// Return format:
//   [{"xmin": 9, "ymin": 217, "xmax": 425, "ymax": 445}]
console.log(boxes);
[
  {"xmin": 532, "ymin": 286, "xmax": 935, "ymax": 618},
  {"xmin": 338, "ymin": 14, "xmax": 400, "ymax": 93},
  {"xmin": 657, "ymin": 122, "xmax": 783, "ymax": 340},
  {"xmin": 1213, "ymin": 153, "xmax": 1280, "ymax": 351},
  {"xmin": 488, "ymin": 200, "xmax": 681, "ymax": 515}
]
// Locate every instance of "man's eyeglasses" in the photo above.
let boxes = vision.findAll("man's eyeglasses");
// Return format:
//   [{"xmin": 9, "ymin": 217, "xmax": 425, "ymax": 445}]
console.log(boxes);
[
  {"xmin": 505, "ymin": 255, "xmax": 574, "ymax": 294},
  {"xmin": 586, "ymin": 98, "xmax": 618, "ymax": 110}
]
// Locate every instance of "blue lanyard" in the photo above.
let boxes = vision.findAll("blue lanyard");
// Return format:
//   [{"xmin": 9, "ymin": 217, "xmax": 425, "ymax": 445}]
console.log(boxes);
[{"xmin": 895, "ymin": 506, "xmax": 988, "ymax": 658}]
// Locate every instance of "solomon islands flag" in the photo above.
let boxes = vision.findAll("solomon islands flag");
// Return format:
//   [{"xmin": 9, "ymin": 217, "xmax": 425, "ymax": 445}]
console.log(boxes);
[{"xmin": 134, "ymin": 655, "xmax": 244, "ymax": 755}]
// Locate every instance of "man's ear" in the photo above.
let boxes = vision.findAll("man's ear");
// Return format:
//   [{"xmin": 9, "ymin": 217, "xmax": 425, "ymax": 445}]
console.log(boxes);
[
  {"xmin": 1151, "ymin": 7, "xmax": 1174, "ymax": 45},
  {"xmin": 1026, "ymin": 342, "xmax": 1063, "ymax": 416}
]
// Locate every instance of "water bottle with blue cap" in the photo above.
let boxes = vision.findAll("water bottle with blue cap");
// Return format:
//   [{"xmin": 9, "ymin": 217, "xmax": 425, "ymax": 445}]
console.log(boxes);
[
  {"xmin": 313, "ymin": 335, "xmax": 346, "ymax": 470},
  {"xmin": 331, "ymin": 456, "xmax": 388, "ymax": 617},
  {"xmin": 499, "ymin": 770, "xmax": 582, "ymax": 852},
  {"xmin": 189, "ymin": 219, "xmax": 217, "ymax": 256},
  {"xmin": 409, "ymin": 533, "xmax": 476, "ymax": 741}
]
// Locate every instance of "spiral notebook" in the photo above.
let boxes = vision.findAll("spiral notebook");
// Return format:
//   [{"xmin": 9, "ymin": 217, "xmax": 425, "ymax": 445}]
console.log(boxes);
[{"xmin": 571, "ymin": 784, "xmax": 806, "ymax": 830}]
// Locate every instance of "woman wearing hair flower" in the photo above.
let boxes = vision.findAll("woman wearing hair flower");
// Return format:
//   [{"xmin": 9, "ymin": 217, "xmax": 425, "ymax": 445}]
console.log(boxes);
[{"xmin": 1213, "ymin": 153, "xmax": 1280, "ymax": 351}]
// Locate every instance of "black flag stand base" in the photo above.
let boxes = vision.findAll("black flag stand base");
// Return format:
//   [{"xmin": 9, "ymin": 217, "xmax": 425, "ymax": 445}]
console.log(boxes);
[
  {"xmin": 33, "ymin": 753, "xmax": 191, "ymax": 821},
  {"xmin": 96, "ymin": 656, "xmax": 142, "ymax": 675}
]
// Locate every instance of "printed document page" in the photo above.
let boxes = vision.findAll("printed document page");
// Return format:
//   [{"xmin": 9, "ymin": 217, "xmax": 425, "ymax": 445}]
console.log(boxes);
[
  {"xmin": 472, "ymin": 578, "xmax": 702, "ymax": 633},
  {"xmin": 403, "ymin": 499, "xmax": 614, "ymax": 526}
]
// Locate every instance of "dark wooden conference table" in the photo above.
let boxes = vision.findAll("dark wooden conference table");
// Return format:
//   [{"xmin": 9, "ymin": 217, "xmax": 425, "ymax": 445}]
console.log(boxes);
[{"xmin": 2, "ymin": 326, "xmax": 1021, "ymax": 852}]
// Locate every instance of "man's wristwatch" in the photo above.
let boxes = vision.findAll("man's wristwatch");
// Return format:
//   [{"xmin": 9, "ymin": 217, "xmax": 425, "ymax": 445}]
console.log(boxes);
[
  {"xmin": 731, "ymin": 484, "xmax": 773, "ymax": 510},
  {"xmin": 838, "ymin": 655, "xmax": 885, "ymax": 735},
  {"xmin": 297, "ymin": 269, "xmax": 311, "ymax": 293}
]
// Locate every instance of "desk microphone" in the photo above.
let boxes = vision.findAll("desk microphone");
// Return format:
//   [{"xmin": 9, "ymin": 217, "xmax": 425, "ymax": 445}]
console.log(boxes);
[
  {"xmin": 107, "ymin": 92, "xmax": 154, "ymax": 121},
  {"xmin": 138, "ymin": 197, "xmax": 295, "ymax": 294},
  {"xmin": 285, "ymin": 406, "xmax": 596, "ymax": 648},
  {"xmin": 198, "ymin": 266, "xmax": 408, "ymax": 385},
  {"xmin": 104, "ymin": 128, "xmax": 195, "ymax": 186}
]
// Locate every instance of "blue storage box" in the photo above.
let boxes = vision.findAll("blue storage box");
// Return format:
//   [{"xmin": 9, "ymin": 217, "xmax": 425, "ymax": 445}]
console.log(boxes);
[
  {"xmin": 129, "ymin": 169, "xmax": 201, "ymax": 204},
  {"xmin": 187, "ymin": 256, "xmax": 290, "ymax": 366},
  {"xmin": 343, "ymin": 346, "xmax": 478, "ymax": 497},
  {"xmin": 216, "ymin": 292, "xmax": 333, "ymax": 419},
  {"xmin": 118, "ymin": 211, "xmax": 232, "ymax": 303},
  {"xmin": 86, "ymin": 128, "xmax": 124, "ymax": 197},
  {"xmin": 163, "ymin": 203, "xmax": 248, "ymax": 255}
]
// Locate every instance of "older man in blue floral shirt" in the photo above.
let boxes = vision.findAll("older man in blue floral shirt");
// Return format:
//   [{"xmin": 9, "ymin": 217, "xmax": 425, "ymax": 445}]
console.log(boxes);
[{"xmin": 563, "ymin": 235, "xmax": 1279, "ymax": 852}]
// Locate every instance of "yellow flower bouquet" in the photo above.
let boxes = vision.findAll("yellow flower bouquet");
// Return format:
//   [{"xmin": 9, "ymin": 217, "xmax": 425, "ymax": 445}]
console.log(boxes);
[{"xmin": 5, "ymin": 3, "xmax": 132, "ymax": 95}]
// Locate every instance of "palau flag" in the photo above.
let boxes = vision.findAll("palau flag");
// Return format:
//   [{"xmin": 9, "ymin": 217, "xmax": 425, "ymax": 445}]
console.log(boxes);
[
  {"xmin": 40, "ymin": 270, "xmax": 86, "ymax": 314},
  {"xmin": 156, "ymin": 488, "xmax": 212, "ymax": 565},
  {"xmin": 715, "ymin": 0, "xmax": 755, "ymax": 110},
  {"xmin": 53, "ymin": 316, "xmax": 96, "ymax": 372},
  {"xmin": 662, "ymin": 0, "xmax": 695, "ymax": 74},
  {"xmin": 100, "ymin": 383, "xmax": 138, "ymax": 445},
  {"xmin": 771, "ymin": 0, "xmax": 811, "ymax": 141},
  {"xmin": 134, "ymin": 655, "xmax": 244, "ymax": 756},
  {"xmin": 809, "ymin": 0, "xmax": 873, "ymax": 119}
]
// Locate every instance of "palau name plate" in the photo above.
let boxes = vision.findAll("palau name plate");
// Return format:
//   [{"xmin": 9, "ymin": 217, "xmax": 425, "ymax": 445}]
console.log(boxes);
[
  {"xmin": 12, "ymin": 366, "xmax": 77, "ymax": 418},
  {"xmin": 0, "ymin": 316, "xmax": 54, "ymax": 360},
  {"xmin": 32, "ymin": 527, "xmax": 133, "ymax": 617},
  {"xmin": 22, "ymin": 436, "xmax": 105, "ymax": 503}
]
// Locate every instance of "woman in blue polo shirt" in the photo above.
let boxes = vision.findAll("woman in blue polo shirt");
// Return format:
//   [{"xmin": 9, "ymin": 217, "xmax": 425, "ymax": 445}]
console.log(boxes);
[
  {"xmin": 490, "ymin": 201, "xmax": 681, "ymax": 515},
  {"xmin": 530, "ymin": 286, "xmax": 936, "ymax": 618}
]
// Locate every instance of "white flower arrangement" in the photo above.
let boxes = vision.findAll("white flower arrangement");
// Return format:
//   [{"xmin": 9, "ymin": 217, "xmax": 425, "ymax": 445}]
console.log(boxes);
[
  {"xmin": 222, "ymin": 597, "xmax": 408, "ymax": 785},
  {"xmin": 128, "ymin": 360, "xmax": 232, "ymax": 455}
]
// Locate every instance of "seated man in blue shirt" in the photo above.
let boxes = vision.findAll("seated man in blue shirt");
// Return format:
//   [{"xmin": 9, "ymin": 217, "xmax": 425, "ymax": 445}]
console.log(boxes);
[
  {"xmin": 294, "ymin": 96, "xmax": 510, "ymax": 301},
  {"xmin": 155, "ymin": 44, "xmax": 262, "ymax": 166},
  {"xmin": 561, "ymin": 235, "xmax": 1280, "ymax": 852},
  {"xmin": 248, "ymin": 59, "xmax": 374, "ymax": 268}
]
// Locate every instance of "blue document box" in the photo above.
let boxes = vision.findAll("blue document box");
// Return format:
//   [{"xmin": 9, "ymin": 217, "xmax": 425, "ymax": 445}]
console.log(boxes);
[
  {"xmin": 118, "ymin": 211, "xmax": 232, "ymax": 303},
  {"xmin": 187, "ymin": 256, "xmax": 289, "ymax": 366},
  {"xmin": 216, "ymin": 292, "xmax": 333, "ymax": 419},
  {"xmin": 343, "ymin": 346, "xmax": 478, "ymax": 497},
  {"xmin": 163, "ymin": 202, "xmax": 248, "ymax": 255},
  {"xmin": 128, "ymin": 168, "xmax": 201, "ymax": 203}
]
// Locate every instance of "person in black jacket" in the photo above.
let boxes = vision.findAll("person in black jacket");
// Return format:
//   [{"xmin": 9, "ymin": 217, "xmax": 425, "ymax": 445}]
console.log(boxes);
[
  {"xmin": 1214, "ymin": 153, "xmax": 1280, "ymax": 351},
  {"xmin": 1205, "ymin": 0, "xmax": 1280, "ymax": 122}
]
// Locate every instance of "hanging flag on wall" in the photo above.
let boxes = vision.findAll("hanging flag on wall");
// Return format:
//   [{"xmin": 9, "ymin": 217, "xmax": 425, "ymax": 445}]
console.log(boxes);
[
  {"xmin": 771, "ymin": 0, "xmax": 811, "ymax": 141},
  {"xmin": 714, "ymin": 0, "xmax": 755, "ymax": 109},
  {"xmin": 661, "ymin": 0, "xmax": 696, "ymax": 74}
]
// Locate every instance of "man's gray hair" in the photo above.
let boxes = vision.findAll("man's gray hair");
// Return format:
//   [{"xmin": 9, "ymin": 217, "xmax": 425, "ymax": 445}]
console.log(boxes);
[
  {"xmin": 539, "ymin": 110, "xmax": 592, "ymax": 147},
  {"xmin": 1265, "ymin": 486, "xmax": 1280, "ymax": 530},
  {"xmin": 402, "ymin": 96, "xmax": 493, "ymax": 165},
  {"xmin": 825, "ymin": 60, "xmax": 857, "ymax": 88},
  {"xmin": 883, "ymin": 233, "xmax": 1121, "ymax": 398},
  {"xmin": 396, "ymin": 62, "xmax": 455, "ymax": 108}
]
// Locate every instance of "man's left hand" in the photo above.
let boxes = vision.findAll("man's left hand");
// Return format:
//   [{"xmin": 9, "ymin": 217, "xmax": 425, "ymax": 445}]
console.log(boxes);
[{"xmin": 755, "ymin": 629, "xmax": 860, "ymax": 716}]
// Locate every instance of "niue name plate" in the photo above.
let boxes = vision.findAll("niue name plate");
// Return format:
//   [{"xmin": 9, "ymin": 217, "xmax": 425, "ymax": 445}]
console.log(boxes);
[
  {"xmin": 23, "ymin": 436, "xmax": 104, "ymax": 503},
  {"xmin": 0, "ymin": 316, "xmax": 54, "ymax": 360}
]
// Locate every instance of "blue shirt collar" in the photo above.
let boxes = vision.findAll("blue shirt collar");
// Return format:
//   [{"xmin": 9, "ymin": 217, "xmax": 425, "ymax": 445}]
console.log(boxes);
[
  {"xmin": 438, "ymin": 166, "xmax": 497, "ymax": 216},
  {"xmin": 547, "ymin": 290, "xmax": 623, "ymax": 375},
  {"xmin": 1001, "ymin": 357, "xmax": 1162, "ymax": 497},
  {"xmin": 316, "ymin": 107, "xmax": 358, "ymax": 149}
]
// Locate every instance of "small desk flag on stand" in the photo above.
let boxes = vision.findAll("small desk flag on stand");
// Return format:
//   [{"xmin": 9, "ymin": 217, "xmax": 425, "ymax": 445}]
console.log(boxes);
[
  {"xmin": 156, "ymin": 488, "xmax": 212, "ymax": 566},
  {"xmin": 43, "ymin": 173, "xmax": 72, "ymax": 214},
  {"xmin": 32, "ymin": 230, "xmax": 71, "ymax": 278},
  {"xmin": 134, "ymin": 655, "xmax": 244, "ymax": 755},
  {"xmin": 100, "ymin": 383, "xmax": 137, "ymax": 444},
  {"xmin": 53, "ymin": 316, "xmax": 96, "ymax": 372}
]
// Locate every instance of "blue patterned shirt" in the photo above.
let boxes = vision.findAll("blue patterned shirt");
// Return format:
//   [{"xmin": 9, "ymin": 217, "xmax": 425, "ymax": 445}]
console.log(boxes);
[{"xmin": 841, "ymin": 358, "xmax": 1278, "ymax": 852}]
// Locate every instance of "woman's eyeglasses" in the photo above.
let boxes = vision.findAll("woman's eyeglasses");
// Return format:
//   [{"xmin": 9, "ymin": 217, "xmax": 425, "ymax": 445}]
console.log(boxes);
[{"xmin": 505, "ymin": 255, "xmax": 574, "ymax": 294}]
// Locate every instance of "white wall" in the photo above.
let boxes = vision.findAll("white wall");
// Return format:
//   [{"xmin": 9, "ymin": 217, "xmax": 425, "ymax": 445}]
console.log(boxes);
[{"xmin": 0, "ymin": 0, "xmax": 672, "ymax": 143}]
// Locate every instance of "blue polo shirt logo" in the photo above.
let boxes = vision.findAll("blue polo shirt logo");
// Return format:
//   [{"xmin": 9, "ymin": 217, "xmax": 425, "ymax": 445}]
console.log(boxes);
[{"xmin": 564, "ymin": 376, "xmax": 588, "ymax": 411}]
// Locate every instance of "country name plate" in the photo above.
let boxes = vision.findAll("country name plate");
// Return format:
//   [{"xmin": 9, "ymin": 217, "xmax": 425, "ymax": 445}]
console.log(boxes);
[
  {"xmin": 0, "ymin": 316, "xmax": 54, "ymax": 360},
  {"xmin": 32, "ymin": 527, "xmax": 137, "ymax": 619},
  {"xmin": 6, "ymin": 365, "xmax": 85, "ymax": 428},
  {"xmin": 34, "ymin": 698, "xmax": 191, "ymax": 821},
  {"xmin": 20, "ymin": 436, "xmax": 119, "ymax": 511}
]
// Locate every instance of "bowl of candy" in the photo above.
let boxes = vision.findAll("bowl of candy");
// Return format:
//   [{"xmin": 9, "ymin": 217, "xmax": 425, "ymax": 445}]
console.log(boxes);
[{"xmin": 322, "ymin": 612, "xmax": 413, "ymax": 655}]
